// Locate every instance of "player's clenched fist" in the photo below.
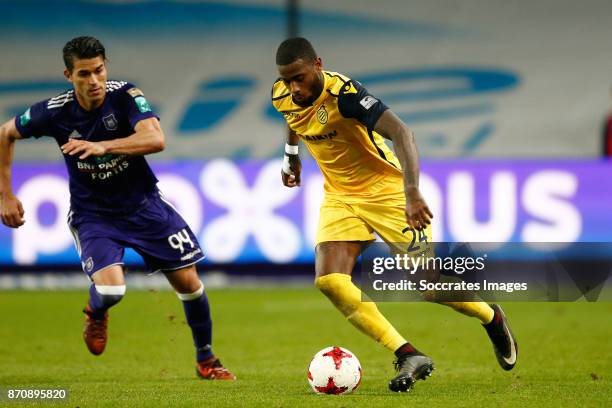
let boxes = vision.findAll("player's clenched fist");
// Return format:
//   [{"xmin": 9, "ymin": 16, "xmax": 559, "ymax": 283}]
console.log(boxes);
[
  {"xmin": 404, "ymin": 188, "xmax": 433, "ymax": 231},
  {"xmin": 61, "ymin": 139, "xmax": 107, "ymax": 160},
  {"xmin": 0, "ymin": 193, "xmax": 25, "ymax": 228},
  {"xmin": 281, "ymin": 154, "xmax": 302, "ymax": 187}
]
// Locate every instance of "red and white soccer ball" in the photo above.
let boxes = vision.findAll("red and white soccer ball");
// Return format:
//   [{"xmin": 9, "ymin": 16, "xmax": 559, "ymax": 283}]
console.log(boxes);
[{"xmin": 307, "ymin": 346, "xmax": 362, "ymax": 395}]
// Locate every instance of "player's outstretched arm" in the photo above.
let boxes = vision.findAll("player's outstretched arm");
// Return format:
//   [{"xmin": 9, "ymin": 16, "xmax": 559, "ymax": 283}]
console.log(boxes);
[
  {"xmin": 61, "ymin": 117, "xmax": 165, "ymax": 159},
  {"xmin": 374, "ymin": 110, "xmax": 433, "ymax": 231},
  {"xmin": 0, "ymin": 119, "xmax": 25, "ymax": 228},
  {"xmin": 281, "ymin": 127, "xmax": 301, "ymax": 187}
]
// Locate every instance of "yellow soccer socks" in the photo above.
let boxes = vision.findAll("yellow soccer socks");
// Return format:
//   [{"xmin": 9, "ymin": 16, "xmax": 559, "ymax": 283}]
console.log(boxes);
[
  {"xmin": 440, "ymin": 301, "xmax": 494, "ymax": 324},
  {"xmin": 420, "ymin": 277, "xmax": 495, "ymax": 324},
  {"xmin": 315, "ymin": 273, "xmax": 407, "ymax": 352}
]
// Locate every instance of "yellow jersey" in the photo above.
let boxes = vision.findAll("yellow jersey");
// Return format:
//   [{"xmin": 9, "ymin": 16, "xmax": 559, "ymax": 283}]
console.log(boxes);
[{"xmin": 271, "ymin": 71, "xmax": 404, "ymax": 197}]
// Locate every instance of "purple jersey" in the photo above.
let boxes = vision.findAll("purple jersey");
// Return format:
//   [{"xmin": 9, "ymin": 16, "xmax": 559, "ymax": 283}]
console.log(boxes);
[{"xmin": 15, "ymin": 80, "xmax": 159, "ymax": 214}]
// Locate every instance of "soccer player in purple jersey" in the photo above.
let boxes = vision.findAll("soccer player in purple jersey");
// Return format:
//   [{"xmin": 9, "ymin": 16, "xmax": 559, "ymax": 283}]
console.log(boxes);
[{"xmin": 0, "ymin": 36, "xmax": 235, "ymax": 380}]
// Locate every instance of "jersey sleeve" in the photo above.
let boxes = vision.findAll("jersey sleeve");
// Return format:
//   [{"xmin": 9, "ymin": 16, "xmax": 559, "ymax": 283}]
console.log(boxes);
[
  {"xmin": 270, "ymin": 79, "xmax": 290, "ymax": 113},
  {"xmin": 337, "ymin": 80, "xmax": 388, "ymax": 131},
  {"xmin": 119, "ymin": 83, "xmax": 159, "ymax": 129},
  {"xmin": 14, "ymin": 100, "xmax": 52, "ymax": 139}
]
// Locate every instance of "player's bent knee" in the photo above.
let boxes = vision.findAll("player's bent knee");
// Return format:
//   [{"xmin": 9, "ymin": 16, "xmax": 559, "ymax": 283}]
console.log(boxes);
[
  {"xmin": 164, "ymin": 265, "xmax": 201, "ymax": 294},
  {"xmin": 314, "ymin": 273, "xmax": 347, "ymax": 293},
  {"xmin": 91, "ymin": 265, "xmax": 125, "ymax": 286},
  {"xmin": 314, "ymin": 273, "xmax": 360, "ymax": 314},
  {"xmin": 94, "ymin": 285, "xmax": 126, "ymax": 308},
  {"xmin": 176, "ymin": 280, "xmax": 204, "ymax": 301}
]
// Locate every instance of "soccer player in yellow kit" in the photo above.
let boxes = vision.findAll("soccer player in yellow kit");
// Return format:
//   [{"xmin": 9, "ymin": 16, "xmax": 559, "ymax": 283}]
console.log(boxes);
[{"xmin": 271, "ymin": 38, "xmax": 518, "ymax": 392}]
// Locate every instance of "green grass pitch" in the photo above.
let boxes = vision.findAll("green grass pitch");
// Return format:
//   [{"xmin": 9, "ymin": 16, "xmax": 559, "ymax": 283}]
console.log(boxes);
[{"xmin": 0, "ymin": 288, "xmax": 610, "ymax": 407}]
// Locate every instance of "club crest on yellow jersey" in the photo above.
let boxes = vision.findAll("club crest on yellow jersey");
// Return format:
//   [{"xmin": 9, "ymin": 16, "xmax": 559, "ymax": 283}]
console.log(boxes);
[{"xmin": 316, "ymin": 105, "xmax": 328, "ymax": 124}]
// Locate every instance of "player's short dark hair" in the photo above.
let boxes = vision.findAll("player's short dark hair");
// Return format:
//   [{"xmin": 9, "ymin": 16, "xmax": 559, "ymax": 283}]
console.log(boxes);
[
  {"xmin": 276, "ymin": 37, "xmax": 317, "ymax": 65},
  {"xmin": 62, "ymin": 36, "xmax": 106, "ymax": 71}
]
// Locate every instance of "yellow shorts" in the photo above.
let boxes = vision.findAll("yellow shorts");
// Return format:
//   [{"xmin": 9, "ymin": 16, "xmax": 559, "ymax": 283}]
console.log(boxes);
[{"xmin": 316, "ymin": 192, "xmax": 434, "ymax": 251}]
